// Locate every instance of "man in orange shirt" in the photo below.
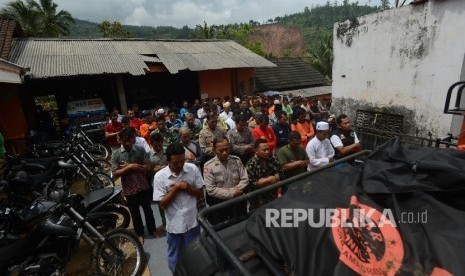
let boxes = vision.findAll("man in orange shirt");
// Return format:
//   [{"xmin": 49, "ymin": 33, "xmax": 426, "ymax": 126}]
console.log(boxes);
[
  {"xmin": 140, "ymin": 112, "xmax": 157, "ymax": 143},
  {"xmin": 252, "ymin": 114, "xmax": 277, "ymax": 156},
  {"xmin": 291, "ymin": 108, "xmax": 315, "ymax": 148},
  {"xmin": 128, "ymin": 109, "xmax": 143, "ymax": 131}
]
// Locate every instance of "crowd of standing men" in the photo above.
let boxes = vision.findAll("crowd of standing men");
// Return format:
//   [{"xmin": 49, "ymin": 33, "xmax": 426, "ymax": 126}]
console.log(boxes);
[{"xmin": 106, "ymin": 94, "xmax": 361, "ymax": 272}]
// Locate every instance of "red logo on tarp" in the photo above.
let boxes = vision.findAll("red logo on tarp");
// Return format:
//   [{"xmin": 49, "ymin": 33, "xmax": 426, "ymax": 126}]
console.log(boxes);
[{"xmin": 331, "ymin": 196, "xmax": 404, "ymax": 275}]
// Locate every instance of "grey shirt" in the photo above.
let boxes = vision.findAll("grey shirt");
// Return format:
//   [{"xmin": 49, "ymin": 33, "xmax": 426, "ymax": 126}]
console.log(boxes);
[{"xmin": 227, "ymin": 127, "xmax": 254, "ymax": 156}]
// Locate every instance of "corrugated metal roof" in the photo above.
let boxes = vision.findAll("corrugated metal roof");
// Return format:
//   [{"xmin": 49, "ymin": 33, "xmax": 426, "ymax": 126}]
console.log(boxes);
[
  {"xmin": 8, "ymin": 38, "xmax": 276, "ymax": 78},
  {"xmin": 255, "ymin": 58, "xmax": 326, "ymax": 92},
  {"xmin": 282, "ymin": 86, "xmax": 332, "ymax": 98}
]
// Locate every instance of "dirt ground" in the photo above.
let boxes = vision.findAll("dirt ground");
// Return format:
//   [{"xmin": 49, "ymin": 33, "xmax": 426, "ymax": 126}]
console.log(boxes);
[{"xmin": 65, "ymin": 178, "xmax": 151, "ymax": 276}]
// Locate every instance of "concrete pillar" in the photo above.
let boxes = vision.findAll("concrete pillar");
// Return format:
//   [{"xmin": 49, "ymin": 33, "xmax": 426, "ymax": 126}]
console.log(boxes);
[{"xmin": 116, "ymin": 75, "xmax": 127, "ymax": 115}]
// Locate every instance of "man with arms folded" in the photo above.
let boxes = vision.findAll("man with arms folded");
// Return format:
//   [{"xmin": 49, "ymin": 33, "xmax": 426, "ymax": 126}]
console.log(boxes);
[
  {"xmin": 204, "ymin": 137, "xmax": 248, "ymax": 225},
  {"xmin": 153, "ymin": 143, "xmax": 204, "ymax": 273},
  {"xmin": 246, "ymin": 139, "xmax": 284, "ymax": 210},
  {"xmin": 307, "ymin": 121, "xmax": 335, "ymax": 170},
  {"xmin": 330, "ymin": 115, "xmax": 361, "ymax": 165}
]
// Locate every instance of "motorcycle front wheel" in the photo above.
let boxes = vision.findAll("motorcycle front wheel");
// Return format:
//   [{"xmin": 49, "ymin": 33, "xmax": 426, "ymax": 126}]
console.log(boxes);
[
  {"xmin": 89, "ymin": 143, "xmax": 110, "ymax": 160},
  {"xmin": 100, "ymin": 205, "xmax": 131, "ymax": 229},
  {"xmin": 91, "ymin": 228, "xmax": 146, "ymax": 276},
  {"xmin": 94, "ymin": 159, "xmax": 112, "ymax": 176},
  {"xmin": 86, "ymin": 172, "xmax": 115, "ymax": 192}
]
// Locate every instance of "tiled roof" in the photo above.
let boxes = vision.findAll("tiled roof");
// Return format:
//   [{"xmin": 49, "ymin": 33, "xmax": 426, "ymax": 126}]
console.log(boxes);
[
  {"xmin": 0, "ymin": 19, "xmax": 23, "ymax": 60},
  {"xmin": 255, "ymin": 58, "xmax": 326, "ymax": 92},
  {"xmin": 8, "ymin": 38, "xmax": 276, "ymax": 79}
]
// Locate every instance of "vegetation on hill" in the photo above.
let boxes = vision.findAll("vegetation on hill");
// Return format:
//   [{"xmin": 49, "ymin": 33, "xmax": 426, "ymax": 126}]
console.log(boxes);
[
  {"xmin": 273, "ymin": 1, "xmax": 380, "ymax": 51},
  {"xmin": 2, "ymin": 0, "xmax": 388, "ymax": 80},
  {"xmin": 68, "ymin": 18, "xmax": 193, "ymax": 39}
]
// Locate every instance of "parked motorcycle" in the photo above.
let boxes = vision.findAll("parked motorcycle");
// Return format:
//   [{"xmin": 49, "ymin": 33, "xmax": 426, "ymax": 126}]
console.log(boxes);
[{"xmin": 0, "ymin": 183, "xmax": 144, "ymax": 276}]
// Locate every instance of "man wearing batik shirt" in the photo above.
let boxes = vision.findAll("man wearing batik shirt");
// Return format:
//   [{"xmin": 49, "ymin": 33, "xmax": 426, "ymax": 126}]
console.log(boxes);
[
  {"xmin": 112, "ymin": 127, "xmax": 157, "ymax": 245},
  {"xmin": 246, "ymin": 138, "xmax": 284, "ymax": 210},
  {"xmin": 121, "ymin": 116, "xmax": 150, "ymax": 153},
  {"xmin": 307, "ymin": 121, "xmax": 335, "ymax": 170}
]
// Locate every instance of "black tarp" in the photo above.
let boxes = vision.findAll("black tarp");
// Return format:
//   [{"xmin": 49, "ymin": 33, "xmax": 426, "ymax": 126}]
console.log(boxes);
[{"xmin": 246, "ymin": 139, "xmax": 465, "ymax": 275}]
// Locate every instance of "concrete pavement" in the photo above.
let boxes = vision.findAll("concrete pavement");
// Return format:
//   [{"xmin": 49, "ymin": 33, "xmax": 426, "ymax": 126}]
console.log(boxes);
[{"xmin": 141, "ymin": 203, "xmax": 171, "ymax": 276}]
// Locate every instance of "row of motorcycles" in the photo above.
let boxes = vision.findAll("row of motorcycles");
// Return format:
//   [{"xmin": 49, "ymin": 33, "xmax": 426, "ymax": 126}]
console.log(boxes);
[{"xmin": 0, "ymin": 127, "xmax": 146, "ymax": 275}]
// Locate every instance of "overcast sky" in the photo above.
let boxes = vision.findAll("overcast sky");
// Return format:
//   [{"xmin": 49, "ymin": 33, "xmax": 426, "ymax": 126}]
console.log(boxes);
[{"xmin": 0, "ymin": 0, "xmax": 383, "ymax": 28}]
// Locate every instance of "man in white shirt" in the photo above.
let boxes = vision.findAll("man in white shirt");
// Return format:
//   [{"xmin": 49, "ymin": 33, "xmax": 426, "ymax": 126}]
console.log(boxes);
[
  {"xmin": 153, "ymin": 143, "xmax": 205, "ymax": 272},
  {"xmin": 306, "ymin": 121, "xmax": 335, "ymax": 170},
  {"xmin": 330, "ymin": 114, "xmax": 361, "ymax": 165},
  {"xmin": 218, "ymin": 101, "xmax": 233, "ymax": 121}
]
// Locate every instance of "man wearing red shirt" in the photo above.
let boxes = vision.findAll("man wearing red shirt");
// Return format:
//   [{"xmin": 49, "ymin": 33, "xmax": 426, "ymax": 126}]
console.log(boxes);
[
  {"xmin": 105, "ymin": 111, "xmax": 123, "ymax": 151},
  {"xmin": 252, "ymin": 114, "xmax": 277, "ymax": 156}
]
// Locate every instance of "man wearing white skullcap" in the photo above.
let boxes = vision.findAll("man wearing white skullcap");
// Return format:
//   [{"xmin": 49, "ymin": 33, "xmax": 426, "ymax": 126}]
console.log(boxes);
[
  {"xmin": 218, "ymin": 102, "xmax": 233, "ymax": 121},
  {"xmin": 305, "ymin": 121, "xmax": 335, "ymax": 170}
]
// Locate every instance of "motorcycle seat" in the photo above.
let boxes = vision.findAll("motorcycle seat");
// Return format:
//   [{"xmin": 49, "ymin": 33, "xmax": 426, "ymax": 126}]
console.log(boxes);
[
  {"xmin": 82, "ymin": 187, "xmax": 114, "ymax": 210},
  {"xmin": 42, "ymin": 141, "xmax": 64, "ymax": 150}
]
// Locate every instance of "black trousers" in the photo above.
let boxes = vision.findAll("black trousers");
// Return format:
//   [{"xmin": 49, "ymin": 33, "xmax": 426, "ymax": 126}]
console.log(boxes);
[{"xmin": 126, "ymin": 189, "xmax": 156, "ymax": 236}]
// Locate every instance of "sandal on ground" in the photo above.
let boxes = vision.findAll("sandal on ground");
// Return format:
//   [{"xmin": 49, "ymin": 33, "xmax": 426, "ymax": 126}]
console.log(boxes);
[{"xmin": 152, "ymin": 230, "xmax": 167, "ymax": 238}]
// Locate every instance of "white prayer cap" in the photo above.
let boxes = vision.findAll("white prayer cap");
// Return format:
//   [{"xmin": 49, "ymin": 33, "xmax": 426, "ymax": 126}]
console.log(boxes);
[
  {"xmin": 157, "ymin": 108, "xmax": 165, "ymax": 115},
  {"xmin": 273, "ymin": 99, "xmax": 281, "ymax": 105},
  {"xmin": 316, "ymin": 121, "xmax": 330, "ymax": 131},
  {"xmin": 235, "ymin": 97, "xmax": 241, "ymax": 103}
]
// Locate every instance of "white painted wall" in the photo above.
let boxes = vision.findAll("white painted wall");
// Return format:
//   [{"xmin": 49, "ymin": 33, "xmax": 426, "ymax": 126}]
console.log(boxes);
[{"xmin": 332, "ymin": 0, "xmax": 465, "ymax": 137}]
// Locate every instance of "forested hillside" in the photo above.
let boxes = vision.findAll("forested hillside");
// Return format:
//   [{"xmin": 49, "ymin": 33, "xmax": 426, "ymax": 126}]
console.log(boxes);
[
  {"xmin": 68, "ymin": 19, "xmax": 194, "ymax": 39},
  {"xmin": 274, "ymin": 1, "xmax": 380, "ymax": 50},
  {"xmin": 69, "ymin": 2, "xmax": 381, "ymax": 45}
]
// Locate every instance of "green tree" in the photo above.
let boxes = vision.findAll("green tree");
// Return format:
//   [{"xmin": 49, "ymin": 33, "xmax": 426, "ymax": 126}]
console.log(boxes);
[
  {"xmin": 32, "ymin": 0, "xmax": 74, "ymax": 37},
  {"xmin": 193, "ymin": 21, "xmax": 215, "ymax": 39},
  {"xmin": 0, "ymin": 0, "xmax": 39, "ymax": 36},
  {"xmin": 245, "ymin": 41, "xmax": 266, "ymax": 57},
  {"xmin": 308, "ymin": 32, "xmax": 333, "ymax": 82},
  {"xmin": 192, "ymin": 21, "xmax": 266, "ymax": 57},
  {"xmin": 98, "ymin": 20, "xmax": 133, "ymax": 38},
  {"xmin": 380, "ymin": 0, "xmax": 390, "ymax": 9},
  {"xmin": 0, "ymin": 0, "xmax": 74, "ymax": 37}
]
